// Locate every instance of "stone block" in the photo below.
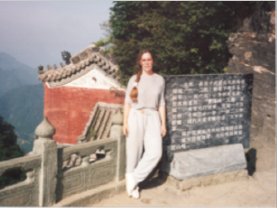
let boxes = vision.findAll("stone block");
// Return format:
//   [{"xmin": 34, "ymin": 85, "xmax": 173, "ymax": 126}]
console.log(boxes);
[{"xmin": 164, "ymin": 143, "xmax": 247, "ymax": 180}]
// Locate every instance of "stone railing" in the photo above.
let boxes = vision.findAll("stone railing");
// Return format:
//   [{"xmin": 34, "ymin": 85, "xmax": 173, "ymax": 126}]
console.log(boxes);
[
  {"xmin": 0, "ymin": 154, "xmax": 41, "ymax": 206},
  {"xmin": 0, "ymin": 105, "xmax": 125, "ymax": 206}
]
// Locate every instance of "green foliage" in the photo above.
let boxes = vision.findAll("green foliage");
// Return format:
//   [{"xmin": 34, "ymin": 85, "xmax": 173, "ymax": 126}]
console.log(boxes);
[
  {"xmin": 0, "ymin": 167, "xmax": 26, "ymax": 189},
  {"xmin": 0, "ymin": 116, "xmax": 24, "ymax": 161},
  {"xmin": 0, "ymin": 116, "xmax": 25, "ymax": 189},
  {"xmin": 108, "ymin": 1, "xmax": 262, "ymax": 84}
]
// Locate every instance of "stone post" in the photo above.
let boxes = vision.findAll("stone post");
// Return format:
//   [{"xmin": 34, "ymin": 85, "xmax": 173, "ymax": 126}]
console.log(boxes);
[
  {"xmin": 110, "ymin": 110, "xmax": 125, "ymax": 184},
  {"xmin": 32, "ymin": 117, "xmax": 57, "ymax": 206}
]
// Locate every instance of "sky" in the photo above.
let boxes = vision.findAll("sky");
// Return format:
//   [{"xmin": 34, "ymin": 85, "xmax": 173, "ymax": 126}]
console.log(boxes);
[{"xmin": 0, "ymin": 1, "xmax": 114, "ymax": 68}]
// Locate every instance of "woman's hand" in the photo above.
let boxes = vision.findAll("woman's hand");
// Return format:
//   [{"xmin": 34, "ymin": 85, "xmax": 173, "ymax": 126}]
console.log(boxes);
[
  {"xmin": 159, "ymin": 105, "xmax": 167, "ymax": 138},
  {"xmin": 161, "ymin": 125, "xmax": 167, "ymax": 138},
  {"xmin": 123, "ymin": 123, "xmax": 128, "ymax": 136}
]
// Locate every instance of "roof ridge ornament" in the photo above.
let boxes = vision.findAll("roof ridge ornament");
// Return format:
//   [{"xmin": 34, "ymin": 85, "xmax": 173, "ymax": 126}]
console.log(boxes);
[
  {"xmin": 38, "ymin": 45, "xmax": 121, "ymax": 85},
  {"xmin": 61, "ymin": 50, "xmax": 71, "ymax": 65}
]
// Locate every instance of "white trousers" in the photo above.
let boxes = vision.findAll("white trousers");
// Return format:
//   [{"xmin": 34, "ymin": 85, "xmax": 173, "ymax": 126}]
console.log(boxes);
[{"xmin": 126, "ymin": 108, "xmax": 162, "ymax": 184}]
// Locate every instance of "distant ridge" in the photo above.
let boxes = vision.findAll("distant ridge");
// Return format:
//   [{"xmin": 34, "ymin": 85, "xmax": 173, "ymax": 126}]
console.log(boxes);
[
  {"xmin": 0, "ymin": 52, "xmax": 43, "ymax": 153},
  {"xmin": 0, "ymin": 84, "xmax": 43, "ymax": 153},
  {"xmin": 0, "ymin": 52, "xmax": 39, "ymax": 97}
]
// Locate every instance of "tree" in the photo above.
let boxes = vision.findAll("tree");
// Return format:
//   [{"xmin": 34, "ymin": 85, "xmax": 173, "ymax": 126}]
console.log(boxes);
[
  {"xmin": 0, "ymin": 116, "xmax": 24, "ymax": 161},
  {"xmin": 108, "ymin": 1, "xmax": 264, "ymax": 84},
  {"xmin": 0, "ymin": 116, "xmax": 25, "ymax": 188}
]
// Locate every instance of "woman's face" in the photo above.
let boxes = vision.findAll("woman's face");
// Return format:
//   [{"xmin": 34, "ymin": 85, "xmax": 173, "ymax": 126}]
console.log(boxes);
[{"xmin": 140, "ymin": 52, "xmax": 153, "ymax": 74}]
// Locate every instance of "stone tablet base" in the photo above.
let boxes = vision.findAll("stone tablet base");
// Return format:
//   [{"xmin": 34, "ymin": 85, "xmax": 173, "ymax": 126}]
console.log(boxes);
[
  {"xmin": 166, "ymin": 169, "xmax": 249, "ymax": 191},
  {"xmin": 163, "ymin": 144, "xmax": 247, "ymax": 180}
]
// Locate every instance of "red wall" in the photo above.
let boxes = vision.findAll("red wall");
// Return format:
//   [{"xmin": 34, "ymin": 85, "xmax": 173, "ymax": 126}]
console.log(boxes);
[{"xmin": 44, "ymin": 85, "xmax": 124, "ymax": 144}]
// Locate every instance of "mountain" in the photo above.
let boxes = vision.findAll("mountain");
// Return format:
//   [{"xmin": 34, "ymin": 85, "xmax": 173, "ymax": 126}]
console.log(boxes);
[
  {"xmin": 0, "ymin": 52, "xmax": 39, "ymax": 97},
  {"xmin": 0, "ymin": 84, "xmax": 43, "ymax": 153},
  {"xmin": 0, "ymin": 52, "xmax": 43, "ymax": 153}
]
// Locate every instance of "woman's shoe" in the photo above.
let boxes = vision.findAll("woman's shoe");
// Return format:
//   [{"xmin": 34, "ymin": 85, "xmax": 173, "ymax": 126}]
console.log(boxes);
[
  {"xmin": 125, "ymin": 173, "xmax": 136, "ymax": 196},
  {"xmin": 131, "ymin": 186, "xmax": 140, "ymax": 199}
]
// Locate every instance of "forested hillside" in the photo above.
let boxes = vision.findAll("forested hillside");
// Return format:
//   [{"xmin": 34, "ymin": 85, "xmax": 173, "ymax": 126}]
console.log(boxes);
[{"xmin": 99, "ymin": 1, "xmax": 274, "ymax": 84}]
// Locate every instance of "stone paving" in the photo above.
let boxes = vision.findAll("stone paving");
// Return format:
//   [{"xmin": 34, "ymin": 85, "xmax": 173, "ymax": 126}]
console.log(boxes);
[
  {"xmin": 93, "ymin": 169, "xmax": 275, "ymax": 207},
  {"xmin": 92, "ymin": 139, "xmax": 276, "ymax": 207}
]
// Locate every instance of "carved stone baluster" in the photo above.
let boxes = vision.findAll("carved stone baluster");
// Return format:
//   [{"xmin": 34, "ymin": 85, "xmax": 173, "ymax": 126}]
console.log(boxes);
[
  {"xmin": 33, "ymin": 117, "xmax": 57, "ymax": 207},
  {"xmin": 110, "ymin": 110, "xmax": 125, "ymax": 184}
]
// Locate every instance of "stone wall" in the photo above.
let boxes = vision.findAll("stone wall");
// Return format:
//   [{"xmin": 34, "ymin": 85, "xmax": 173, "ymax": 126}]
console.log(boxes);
[{"xmin": 227, "ymin": 9, "xmax": 275, "ymax": 143}]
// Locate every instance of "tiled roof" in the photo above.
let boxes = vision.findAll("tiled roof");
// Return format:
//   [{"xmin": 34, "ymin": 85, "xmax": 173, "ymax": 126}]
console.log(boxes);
[
  {"xmin": 38, "ymin": 45, "xmax": 120, "ymax": 85},
  {"xmin": 78, "ymin": 102, "xmax": 123, "ymax": 143}
]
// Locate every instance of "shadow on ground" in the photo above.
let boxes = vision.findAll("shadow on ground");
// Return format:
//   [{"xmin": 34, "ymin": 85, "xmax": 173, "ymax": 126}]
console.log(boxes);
[
  {"xmin": 246, "ymin": 148, "xmax": 257, "ymax": 176},
  {"xmin": 139, "ymin": 162, "xmax": 169, "ymax": 190}
]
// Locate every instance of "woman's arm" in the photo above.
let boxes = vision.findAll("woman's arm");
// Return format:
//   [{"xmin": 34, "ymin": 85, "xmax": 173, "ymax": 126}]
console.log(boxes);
[
  {"xmin": 159, "ymin": 105, "xmax": 167, "ymax": 138},
  {"xmin": 123, "ymin": 76, "xmax": 134, "ymax": 136},
  {"xmin": 123, "ymin": 103, "xmax": 131, "ymax": 136}
]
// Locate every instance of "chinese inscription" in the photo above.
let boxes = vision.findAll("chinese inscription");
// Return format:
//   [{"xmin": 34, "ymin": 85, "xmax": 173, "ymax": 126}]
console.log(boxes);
[{"xmin": 165, "ymin": 74, "xmax": 253, "ymax": 152}]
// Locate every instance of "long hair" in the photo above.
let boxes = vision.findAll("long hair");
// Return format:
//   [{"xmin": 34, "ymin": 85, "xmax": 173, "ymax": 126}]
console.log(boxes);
[{"xmin": 129, "ymin": 50, "xmax": 153, "ymax": 102}]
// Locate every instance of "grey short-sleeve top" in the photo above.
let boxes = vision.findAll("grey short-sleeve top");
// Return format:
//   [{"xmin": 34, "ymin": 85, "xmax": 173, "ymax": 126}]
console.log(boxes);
[{"xmin": 125, "ymin": 73, "xmax": 165, "ymax": 110}]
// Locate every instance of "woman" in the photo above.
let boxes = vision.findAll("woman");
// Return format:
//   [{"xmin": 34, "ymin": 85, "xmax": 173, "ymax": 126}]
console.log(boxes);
[{"xmin": 123, "ymin": 50, "xmax": 167, "ymax": 199}]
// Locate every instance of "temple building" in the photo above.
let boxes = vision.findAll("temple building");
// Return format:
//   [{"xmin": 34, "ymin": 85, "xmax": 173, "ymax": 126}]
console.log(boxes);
[{"xmin": 38, "ymin": 45, "xmax": 125, "ymax": 145}]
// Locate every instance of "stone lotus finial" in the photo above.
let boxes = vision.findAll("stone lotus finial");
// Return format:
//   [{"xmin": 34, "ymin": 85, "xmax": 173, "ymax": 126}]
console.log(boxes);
[
  {"xmin": 35, "ymin": 117, "xmax": 55, "ymax": 138},
  {"xmin": 111, "ymin": 110, "xmax": 123, "ymax": 125}
]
